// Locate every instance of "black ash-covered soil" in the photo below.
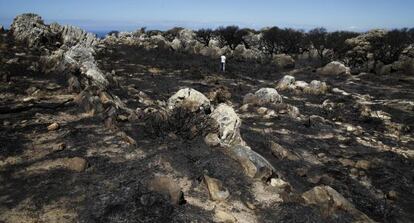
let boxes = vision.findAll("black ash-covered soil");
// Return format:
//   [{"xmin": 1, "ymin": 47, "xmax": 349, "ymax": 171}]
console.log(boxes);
[{"xmin": 1, "ymin": 31, "xmax": 414, "ymax": 223}]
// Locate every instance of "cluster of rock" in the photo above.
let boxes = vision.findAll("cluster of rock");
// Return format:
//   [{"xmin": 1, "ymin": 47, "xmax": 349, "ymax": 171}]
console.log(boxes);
[
  {"xmin": 143, "ymin": 88, "xmax": 275, "ymax": 180},
  {"xmin": 399, "ymin": 45, "xmax": 414, "ymax": 75},
  {"xmin": 345, "ymin": 29, "xmax": 414, "ymax": 75},
  {"xmin": 277, "ymin": 75, "xmax": 328, "ymax": 94},
  {"xmin": 101, "ymin": 28, "xmax": 295, "ymax": 68},
  {"xmin": 241, "ymin": 87, "xmax": 301, "ymax": 120},
  {"xmin": 10, "ymin": 13, "xmax": 128, "ymax": 116}
]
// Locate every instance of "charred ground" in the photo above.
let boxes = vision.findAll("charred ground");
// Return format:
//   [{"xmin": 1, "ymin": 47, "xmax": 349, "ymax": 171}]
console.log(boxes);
[{"xmin": 1, "ymin": 19, "xmax": 414, "ymax": 223}]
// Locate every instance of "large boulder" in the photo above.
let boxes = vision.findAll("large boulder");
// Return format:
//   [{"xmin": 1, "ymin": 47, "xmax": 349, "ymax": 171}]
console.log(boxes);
[
  {"xmin": 227, "ymin": 145, "xmax": 274, "ymax": 179},
  {"xmin": 10, "ymin": 13, "xmax": 60, "ymax": 48},
  {"xmin": 302, "ymin": 186, "xmax": 374, "ymax": 222},
  {"xmin": 317, "ymin": 61, "xmax": 351, "ymax": 75},
  {"xmin": 273, "ymin": 54, "xmax": 295, "ymax": 69},
  {"xmin": 209, "ymin": 104, "xmax": 242, "ymax": 146},
  {"xmin": 203, "ymin": 175, "xmax": 230, "ymax": 201},
  {"xmin": 243, "ymin": 88, "xmax": 282, "ymax": 106},
  {"xmin": 167, "ymin": 88, "xmax": 211, "ymax": 112},
  {"xmin": 209, "ymin": 103, "xmax": 274, "ymax": 179},
  {"xmin": 276, "ymin": 75, "xmax": 296, "ymax": 90}
]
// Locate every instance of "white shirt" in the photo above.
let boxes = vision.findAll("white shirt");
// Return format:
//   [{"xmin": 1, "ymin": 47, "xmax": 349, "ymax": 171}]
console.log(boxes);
[{"xmin": 221, "ymin": 55, "xmax": 226, "ymax": 63}]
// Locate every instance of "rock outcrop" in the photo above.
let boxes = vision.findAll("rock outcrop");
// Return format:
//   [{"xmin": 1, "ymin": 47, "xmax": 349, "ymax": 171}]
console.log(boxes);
[
  {"xmin": 11, "ymin": 13, "xmax": 60, "ymax": 48},
  {"xmin": 50, "ymin": 23, "xmax": 98, "ymax": 47},
  {"xmin": 209, "ymin": 103, "xmax": 274, "ymax": 179},
  {"xmin": 10, "ymin": 13, "xmax": 130, "ymax": 117},
  {"xmin": 167, "ymin": 88, "xmax": 211, "ymax": 112},
  {"xmin": 276, "ymin": 75, "xmax": 328, "ymax": 94},
  {"xmin": 64, "ymin": 44, "xmax": 108, "ymax": 88}
]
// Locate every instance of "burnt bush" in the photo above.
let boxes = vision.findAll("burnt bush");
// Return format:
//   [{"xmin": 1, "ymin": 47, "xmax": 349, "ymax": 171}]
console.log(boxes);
[
  {"xmin": 142, "ymin": 105, "xmax": 217, "ymax": 139},
  {"xmin": 307, "ymin": 27, "xmax": 329, "ymax": 64},
  {"xmin": 146, "ymin": 29, "xmax": 163, "ymax": 37},
  {"xmin": 107, "ymin": 30, "xmax": 120, "ymax": 37},
  {"xmin": 326, "ymin": 31, "xmax": 359, "ymax": 60},
  {"xmin": 196, "ymin": 28, "xmax": 214, "ymax": 46},
  {"xmin": 261, "ymin": 27, "xmax": 308, "ymax": 57},
  {"xmin": 163, "ymin": 27, "xmax": 184, "ymax": 42},
  {"xmin": 215, "ymin": 26, "xmax": 249, "ymax": 50},
  {"xmin": 261, "ymin": 26, "xmax": 283, "ymax": 56}
]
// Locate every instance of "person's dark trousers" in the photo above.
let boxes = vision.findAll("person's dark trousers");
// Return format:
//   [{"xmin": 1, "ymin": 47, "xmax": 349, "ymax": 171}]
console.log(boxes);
[{"xmin": 220, "ymin": 62, "xmax": 225, "ymax": 72}]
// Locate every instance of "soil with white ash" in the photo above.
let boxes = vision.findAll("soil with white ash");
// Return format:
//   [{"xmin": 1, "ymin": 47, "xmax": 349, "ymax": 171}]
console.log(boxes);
[{"xmin": 1, "ymin": 31, "xmax": 414, "ymax": 223}]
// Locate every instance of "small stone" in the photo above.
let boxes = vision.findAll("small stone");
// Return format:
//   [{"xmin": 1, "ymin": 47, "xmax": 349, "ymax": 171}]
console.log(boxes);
[
  {"xmin": 355, "ymin": 160, "xmax": 370, "ymax": 170},
  {"xmin": 270, "ymin": 178, "xmax": 290, "ymax": 190},
  {"xmin": 296, "ymin": 168, "xmax": 308, "ymax": 177},
  {"xmin": 244, "ymin": 201, "xmax": 257, "ymax": 210},
  {"xmin": 204, "ymin": 175, "xmax": 230, "ymax": 201},
  {"xmin": 99, "ymin": 91, "xmax": 112, "ymax": 104},
  {"xmin": 128, "ymin": 112, "xmax": 138, "ymax": 122},
  {"xmin": 117, "ymin": 115, "xmax": 128, "ymax": 122},
  {"xmin": 26, "ymin": 86, "xmax": 38, "ymax": 95},
  {"xmin": 66, "ymin": 157, "xmax": 87, "ymax": 172},
  {"xmin": 148, "ymin": 176, "xmax": 185, "ymax": 205},
  {"xmin": 55, "ymin": 143, "xmax": 66, "ymax": 151},
  {"xmin": 168, "ymin": 132, "xmax": 178, "ymax": 140},
  {"xmin": 239, "ymin": 104, "xmax": 250, "ymax": 112},
  {"xmin": 387, "ymin": 190, "xmax": 398, "ymax": 200},
  {"xmin": 317, "ymin": 153, "xmax": 326, "ymax": 158},
  {"xmin": 47, "ymin": 122, "xmax": 59, "ymax": 131},
  {"xmin": 215, "ymin": 209, "xmax": 236, "ymax": 223},
  {"xmin": 257, "ymin": 107, "xmax": 268, "ymax": 115},
  {"xmin": 117, "ymin": 131, "xmax": 136, "ymax": 145},
  {"xmin": 204, "ymin": 133, "xmax": 220, "ymax": 147},
  {"xmin": 339, "ymin": 158, "xmax": 355, "ymax": 167},
  {"xmin": 350, "ymin": 168, "xmax": 359, "ymax": 176},
  {"xmin": 346, "ymin": 125, "xmax": 355, "ymax": 132},
  {"xmin": 307, "ymin": 175, "xmax": 322, "ymax": 184}
]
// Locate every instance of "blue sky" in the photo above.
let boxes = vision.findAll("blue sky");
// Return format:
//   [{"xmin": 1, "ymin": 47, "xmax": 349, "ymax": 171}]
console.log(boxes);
[{"xmin": 1, "ymin": 0, "xmax": 413, "ymax": 32}]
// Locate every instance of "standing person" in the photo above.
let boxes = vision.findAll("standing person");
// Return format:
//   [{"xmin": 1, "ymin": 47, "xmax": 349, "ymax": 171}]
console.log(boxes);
[{"xmin": 220, "ymin": 55, "xmax": 226, "ymax": 72}]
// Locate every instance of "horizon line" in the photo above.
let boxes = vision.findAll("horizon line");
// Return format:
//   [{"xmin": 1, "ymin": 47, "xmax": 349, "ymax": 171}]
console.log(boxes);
[{"xmin": 1, "ymin": 16, "xmax": 411, "ymax": 33}]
